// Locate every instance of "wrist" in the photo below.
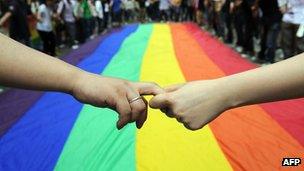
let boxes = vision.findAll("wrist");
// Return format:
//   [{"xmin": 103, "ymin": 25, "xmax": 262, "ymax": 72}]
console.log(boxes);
[
  {"xmin": 215, "ymin": 77, "xmax": 245, "ymax": 110},
  {"xmin": 68, "ymin": 69, "xmax": 88, "ymax": 95}
]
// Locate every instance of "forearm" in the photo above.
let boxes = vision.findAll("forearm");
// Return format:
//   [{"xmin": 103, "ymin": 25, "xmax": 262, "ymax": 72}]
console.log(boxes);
[
  {"xmin": 0, "ymin": 33, "xmax": 84, "ymax": 93},
  {"xmin": 220, "ymin": 53, "xmax": 304, "ymax": 108},
  {"xmin": 0, "ymin": 12, "xmax": 11, "ymax": 26}
]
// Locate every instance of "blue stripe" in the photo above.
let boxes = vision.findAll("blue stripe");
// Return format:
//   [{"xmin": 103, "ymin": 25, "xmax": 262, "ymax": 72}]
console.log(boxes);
[{"xmin": 0, "ymin": 25, "xmax": 138, "ymax": 171}]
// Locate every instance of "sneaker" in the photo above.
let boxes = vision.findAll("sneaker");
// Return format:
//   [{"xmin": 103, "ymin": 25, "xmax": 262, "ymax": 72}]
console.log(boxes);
[
  {"xmin": 241, "ymin": 53, "xmax": 249, "ymax": 58},
  {"xmin": 59, "ymin": 44, "xmax": 65, "ymax": 48},
  {"xmin": 236, "ymin": 46, "xmax": 243, "ymax": 53},
  {"xmin": 72, "ymin": 44, "xmax": 79, "ymax": 50}
]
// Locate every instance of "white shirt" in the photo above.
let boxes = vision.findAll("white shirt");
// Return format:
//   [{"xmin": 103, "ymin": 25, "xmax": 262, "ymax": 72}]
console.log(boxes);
[
  {"xmin": 123, "ymin": 0, "xmax": 136, "ymax": 10},
  {"xmin": 57, "ymin": 0, "xmax": 76, "ymax": 23},
  {"xmin": 36, "ymin": 4, "xmax": 53, "ymax": 32},
  {"xmin": 278, "ymin": 0, "xmax": 304, "ymax": 24},
  {"xmin": 95, "ymin": 1, "xmax": 104, "ymax": 18},
  {"xmin": 159, "ymin": 0, "xmax": 170, "ymax": 10},
  {"xmin": 104, "ymin": 3, "xmax": 110, "ymax": 12}
]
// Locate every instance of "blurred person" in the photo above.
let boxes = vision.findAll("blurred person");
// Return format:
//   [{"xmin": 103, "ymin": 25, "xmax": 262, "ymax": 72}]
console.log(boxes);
[
  {"xmin": 80, "ymin": 0, "xmax": 95, "ymax": 39},
  {"xmin": 102, "ymin": 0, "xmax": 110, "ymax": 29},
  {"xmin": 159, "ymin": 0, "xmax": 170, "ymax": 21},
  {"xmin": 184, "ymin": 0, "xmax": 194, "ymax": 21},
  {"xmin": 112, "ymin": 0, "xmax": 123, "ymax": 26},
  {"xmin": 136, "ymin": 0, "xmax": 146, "ymax": 23},
  {"xmin": 221, "ymin": 0, "xmax": 232, "ymax": 43},
  {"xmin": 170, "ymin": 0, "xmax": 181, "ymax": 21},
  {"xmin": 0, "ymin": 0, "xmax": 31, "ymax": 46},
  {"xmin": 258, "ymin": 0, "xmax": 282, "ymax": 63},
  {"xmin": 74, "ymin": 0, "xmax": 86, "ymax": 43},
  {"xmin": 95, "ymin": 0, "xmax": 104, "ymax": 33},
  {"xmin": 30, "ymin": 0, "xmax": 39, "ymax": 16},
  {"xmin": 193, "ymin": 0, "xmax": 203, "ymax": 25},
  {"xmin": 122, "ymin": 0, "xmax": 137, "ymax": 22},
  {"xmin": 231, "ymin": 0, "xmax": 255, "ymax": 56},
  {"xmin": 57, "ymin": 0, "xmax": 79, "ymax": 49},
  {"xmin": 150, "ymin": 0, "xmax": 160, "ymax": 21},
  {"xmin": 36, "ymin": 0, "xmax": 56, "ymax": 56},
  {"xmin": 211, "ymin": 0, "xmax": 225, "ymax": 38},
  {"xmin": 278, "ymin": 0, "xmax": 304, "ymax": 58},
  {"xmin": 89, "ymin": 0, "xmax": 98, "ymax": 38}
]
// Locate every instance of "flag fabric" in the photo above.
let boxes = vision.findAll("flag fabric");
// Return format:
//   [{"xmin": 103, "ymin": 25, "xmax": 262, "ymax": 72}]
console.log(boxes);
[{"xmin": 0, "ymin": 23, "xmax": 303, "ymax": 171}]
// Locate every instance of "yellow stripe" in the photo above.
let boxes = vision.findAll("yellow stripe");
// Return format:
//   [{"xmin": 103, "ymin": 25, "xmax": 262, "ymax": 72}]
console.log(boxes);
[{"xmin": 136, "ymin": 24, "xmax": 232, "ymax": 171}]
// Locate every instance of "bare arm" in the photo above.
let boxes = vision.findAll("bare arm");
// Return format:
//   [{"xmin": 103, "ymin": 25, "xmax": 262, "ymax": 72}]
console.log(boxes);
[
  {"xmin": 0, "ymin": 33, "xmax": 163, "ymax": 129},
  {"xmin": 0, "ymin": 12, "xmax": 12, "ymax": 27},
  {"xmin": 150, "ymin": 53, "xmax": 304, "ymax": 130},
  {"xmin": 0, "ymin": 33, "xmax": 79, "ymax": 92},
  {"xmin": 221, "ymin": 54, "xmax": 304, "ymax": 107}
]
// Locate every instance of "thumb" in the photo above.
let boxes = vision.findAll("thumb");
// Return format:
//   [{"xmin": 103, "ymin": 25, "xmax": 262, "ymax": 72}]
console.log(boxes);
[
  {"xmin": 133, "ymin": 82, "xmax": 165, "ymax": 95},
  {"xmin": 149, "ymin": 93, "xmax": 171, "ymax": 109}
]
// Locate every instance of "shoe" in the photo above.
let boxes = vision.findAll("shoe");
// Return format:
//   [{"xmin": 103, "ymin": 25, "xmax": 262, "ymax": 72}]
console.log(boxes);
[
  {"xmin": 236, "ymin": 46, "xmax": 243, "ymax": 53},
  {"xmin": 72, "ymin": 44, "xmax": 79, "ymax": 50},
  {"xmin": 59, "ymin": 44, "xmax": 65, "ymax": 48},
  {"xmin": 241, "ymin": 53, "xmax": 249, "ymax": 58}
]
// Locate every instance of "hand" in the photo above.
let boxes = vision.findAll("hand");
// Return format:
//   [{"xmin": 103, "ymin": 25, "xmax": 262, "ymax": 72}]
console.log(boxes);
[
  {"xmin": 150, "ymin": 80, "xmax": 232, "ymax": 130},
  {"xmin": 71, "ymin": 71, "xmax": 163, "ymax": 129}
]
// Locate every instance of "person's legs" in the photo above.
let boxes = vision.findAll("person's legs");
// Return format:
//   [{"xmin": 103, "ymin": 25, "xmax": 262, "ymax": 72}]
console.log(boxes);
[
  {"xmin": 47, "ymin": 31, "xmax": 56, "ymax": 56},
  {"xmin": 234, "ymin": 17, "xmax": 243, "ymax": 47},
  {"xmin": 265, "ymin": 22, "xmax": 280, "ymax": 63},
  {"xmin": 296, "ymin": 33, "xmax": 304, "ymax": 55},
  {"xmin": 258, "ymin": 22, "xmax": 268, "ymax": 60},
  {"xmin": 281, "ymin": 22, "xmax": 295, "ymax": 58},
  {"xmin": 104, "ymin": 12, "xmax": 109, "ymax": 29},
  {"xmin": 65, "ymin": 22, "xmax": 77, "ymax": 46},
  {"xmin": 243, "ymin": 15, "xmax": 254, "ymax": 54},
  {"xmin": 223, "ymin": 11, "xmax": 233, "ymax": 43},
  {"xmin": 37, "ymin": 30, "xmax": 48, "ymax": 54}
]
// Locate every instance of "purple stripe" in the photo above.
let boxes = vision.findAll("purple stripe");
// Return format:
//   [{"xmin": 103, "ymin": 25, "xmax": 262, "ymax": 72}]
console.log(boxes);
[{"xmin": 0, "ymin": 29, "xmax": 121, "ymax": 137}]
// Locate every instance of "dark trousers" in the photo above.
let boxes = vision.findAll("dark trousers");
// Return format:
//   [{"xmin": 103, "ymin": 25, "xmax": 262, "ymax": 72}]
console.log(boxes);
[
  {"xmin": 259, "ymin": 21, "xmax": 281, "ymax": 63},
  {"xmin": 281, "ymin": 22, "xmax": 304, "ymax": 58},
  {"xmin": 185, "ymin": 6, "xmax": 194, "ymax": 21},
  {"xmin": 222, "ymin": 11, "xmax": 233, "ymax": 43},
  {"xmin": 64, "ymin": 21, "xmax": 77, "ymax": 45},
  {"xmin": 83, "ymin": 18, "xmax": 95, "ymax": 39},
  {"xmin": 104, "ymin": 12, "xmax": 109, "ymax": 29},
  {"xmin": 38, "ymin": 30, "xmax": 56, "ymax": 56},
  {"xmin": 213, "ymin": 11, "xmax": 225, "ymax": 38},
  {"xmin": 160, "ymin": 9, "xmax": 170, "ymax": 21},
  {"xmin": 171, "ymin": 6, "xmax": 181, "ymax": 21},
  {"xmin": 234, "ymin": 13, "xmax": 254, "ymax": 53},
  {"xmin": 97, "ymin": 17, "xmax": 104, "ymax": 33}
]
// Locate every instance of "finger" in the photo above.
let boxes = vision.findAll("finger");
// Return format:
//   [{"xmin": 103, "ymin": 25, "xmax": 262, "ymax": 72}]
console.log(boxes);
[
  {"xmin": 127, "ymin": 88, "xmax": 146, "ymax": 124},
  {"xmin": 116, "ymin": 97, "xmax": 132, "ymax": 130},
  {"xmin": 136, "ymin": 97, "xmax": 148, "ymax": 129},
  {"xmin": 164, "ymin": 83, "xmax": 185, "ymax": 93},
  {"xmin": 132, "ymin": 82, "xmax": 165, "ymax": 95},
  {"xmin": 149, "ymin": 93, "xmax": 171, "ymax": 109},
  {"xmin": 160, "ymin": 107, "xmax": 175, "ymax": 118}
]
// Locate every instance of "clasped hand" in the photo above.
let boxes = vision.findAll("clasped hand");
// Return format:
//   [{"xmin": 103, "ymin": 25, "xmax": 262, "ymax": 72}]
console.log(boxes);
[{"xmin": 72, "ymin": 72, "xmax": 230, "ymax": 130}]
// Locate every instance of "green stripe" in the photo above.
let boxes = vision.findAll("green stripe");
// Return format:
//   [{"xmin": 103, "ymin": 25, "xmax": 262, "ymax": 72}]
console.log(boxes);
[{"xmin": 55, "ymin": 24, "xmax": 153, "ymax": 171}]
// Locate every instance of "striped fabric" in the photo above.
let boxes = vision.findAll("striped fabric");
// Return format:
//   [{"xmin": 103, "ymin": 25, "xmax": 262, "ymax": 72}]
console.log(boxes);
[{"xmin": 0, "ymin": 23, "xmax": 303, "ymax": 171}]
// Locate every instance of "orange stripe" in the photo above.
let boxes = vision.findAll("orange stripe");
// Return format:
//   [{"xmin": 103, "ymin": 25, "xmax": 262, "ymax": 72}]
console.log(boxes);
[{"xmin": 170, "ymin": 23, "xmax": 304, "ymax": 171}]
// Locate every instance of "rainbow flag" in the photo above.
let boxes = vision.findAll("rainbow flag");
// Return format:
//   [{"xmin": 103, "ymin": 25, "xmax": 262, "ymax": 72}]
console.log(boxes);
[{"xmin": 0, "ymin": 23, "xmax": 303, "ymax": 171}]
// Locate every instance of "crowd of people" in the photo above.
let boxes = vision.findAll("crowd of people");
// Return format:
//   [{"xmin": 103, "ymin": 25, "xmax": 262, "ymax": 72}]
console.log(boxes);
[{"xmin": 0, "ymin": 0, "xmax": 303, "ymax": 63}]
